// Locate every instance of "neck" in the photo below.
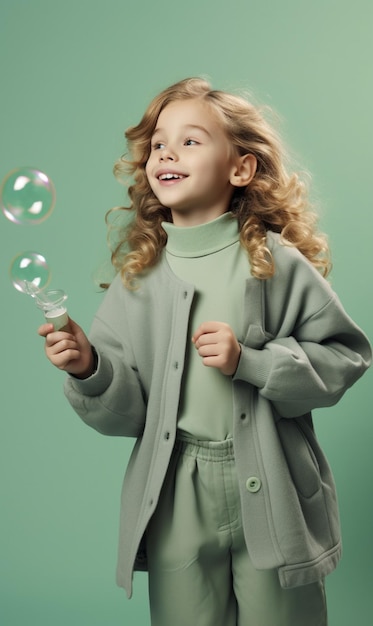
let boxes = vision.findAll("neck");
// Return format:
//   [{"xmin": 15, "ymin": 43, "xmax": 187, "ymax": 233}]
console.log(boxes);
[
  {"xmin": 170, "ymin": 206, "xmax": 229, "ymax": 227},
  {"xmin": 162, "ymin": 211, "xmax": 239, "ymax": 257}
]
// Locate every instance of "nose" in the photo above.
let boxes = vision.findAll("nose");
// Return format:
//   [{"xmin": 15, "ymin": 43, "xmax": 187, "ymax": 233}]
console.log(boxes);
[{"xmin": 159, "ymin": 145, "xmax": 177, "ymax": 162}]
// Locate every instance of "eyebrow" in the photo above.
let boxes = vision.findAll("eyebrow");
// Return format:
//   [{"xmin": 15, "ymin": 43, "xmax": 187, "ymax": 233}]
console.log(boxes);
[{"xmin": 152, "ymin": 124, "xmax": 212, "ymax": 138}]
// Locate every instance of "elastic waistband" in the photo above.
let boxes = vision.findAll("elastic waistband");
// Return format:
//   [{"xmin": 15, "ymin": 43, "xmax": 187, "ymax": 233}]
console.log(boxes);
[{"xmin": 175, "ymin": 436, "xmax": 235, "ymax": 461}]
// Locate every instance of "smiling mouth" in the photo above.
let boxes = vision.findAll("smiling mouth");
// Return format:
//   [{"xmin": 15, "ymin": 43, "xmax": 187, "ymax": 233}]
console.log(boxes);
[{"xmin": 158, "ymin": 173, "xmax": 187, "ymax": 181}]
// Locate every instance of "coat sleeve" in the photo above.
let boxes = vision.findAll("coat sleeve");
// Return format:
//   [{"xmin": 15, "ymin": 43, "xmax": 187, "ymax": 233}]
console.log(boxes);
[
  {"xmin": 235, "ymin": 296, "xmax": 371, "ymax": 417},
  {"xmin": 233, "ymin": 242, "xmax": 372, "ymax": 417},
  {"xmin": 64, "ymin": 280, "xmax": 147, "ymax": 437}
]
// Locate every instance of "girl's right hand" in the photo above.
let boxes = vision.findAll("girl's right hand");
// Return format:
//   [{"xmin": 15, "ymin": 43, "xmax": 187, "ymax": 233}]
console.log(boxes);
[{"xmin": 38, "ymin": 317, "xmax": 95, "ymax": 379}]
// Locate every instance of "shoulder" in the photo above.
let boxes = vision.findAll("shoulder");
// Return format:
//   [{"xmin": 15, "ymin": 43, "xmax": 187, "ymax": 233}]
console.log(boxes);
[
  {"xmin": 265, "ymin": 230, "xmax": 335, "ymax": 306},
  {"xmin": 267, "ymin": 231, "xmax": 308, "ymax": 266},
  {"xmin": 266, "ymin": 231, "xmax": 326, "ymax": 280}
]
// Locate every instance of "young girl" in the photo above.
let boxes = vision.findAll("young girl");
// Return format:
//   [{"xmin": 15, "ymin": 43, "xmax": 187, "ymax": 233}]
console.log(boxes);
[{"xmin": 39, "ymin": 78, "xmax": 371, "ymax": 626}]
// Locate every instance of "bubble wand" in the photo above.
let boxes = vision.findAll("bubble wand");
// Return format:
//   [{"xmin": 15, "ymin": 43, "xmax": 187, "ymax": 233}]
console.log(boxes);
[{"xmin": 24, "ymin": 281, "xmax": 70, "ymax": 332}]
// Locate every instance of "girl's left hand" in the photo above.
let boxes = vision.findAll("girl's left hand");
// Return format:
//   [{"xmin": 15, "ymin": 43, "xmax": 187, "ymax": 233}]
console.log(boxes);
[{"xmin": 192, "ymin": 321, "xmax": 241, "ymax": 376}]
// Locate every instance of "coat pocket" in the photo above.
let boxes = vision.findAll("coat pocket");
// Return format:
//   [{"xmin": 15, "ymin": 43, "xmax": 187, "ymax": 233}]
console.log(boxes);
[{"xmin": 277, "ymin": 417, "xmax": 322, "ymax": 499}]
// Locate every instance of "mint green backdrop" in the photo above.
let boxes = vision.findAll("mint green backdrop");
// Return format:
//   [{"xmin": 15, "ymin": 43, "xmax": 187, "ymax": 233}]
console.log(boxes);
[{"xmin": 1, "ymin": 1, "xmax": 372, "ymax": 624}]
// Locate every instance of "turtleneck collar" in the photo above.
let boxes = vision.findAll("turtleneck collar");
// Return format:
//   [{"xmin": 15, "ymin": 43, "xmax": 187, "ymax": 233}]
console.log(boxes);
[{"xmin": 162, "ymin": 212, "xmax": 240, "ymax": 258}]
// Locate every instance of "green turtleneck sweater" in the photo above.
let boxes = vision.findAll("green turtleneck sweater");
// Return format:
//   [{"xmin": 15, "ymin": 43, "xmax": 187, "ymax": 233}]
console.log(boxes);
[{"xmin": 162, "ymin": 212, "xmax": 251, "ymax": 441}]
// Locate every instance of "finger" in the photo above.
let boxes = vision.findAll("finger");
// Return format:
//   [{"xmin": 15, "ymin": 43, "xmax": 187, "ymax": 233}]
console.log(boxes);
[
  {"xmin": 192, "ymin": 321, "xmax": 223, "ymax": 343},
  {"xmin": 49, "ymin": 348, "xmax": 81, "ymax": 370},
  {"xmin": 44, "ymin": 329, "xmax": 76, "ymax": 346},
  {"xmin": 193, "ymin": 330, "xmax": 223, "ymax": 349},
  {"xmin": 196, "ymin": 344, "xmax": 219, "ymax": 357},
  {"xmin": 38, "ymin": 323, "xmax": 55, "ymax": 337},
  {"xmin": 201, "ymin": 355, "xmax": 224, "ymax": 369},
  {"xmin": 46, "ymin": 338, "xmax": 79, "ymax": 356}
]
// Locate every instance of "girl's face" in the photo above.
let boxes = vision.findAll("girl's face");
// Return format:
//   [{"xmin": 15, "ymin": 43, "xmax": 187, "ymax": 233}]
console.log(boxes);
[{"xmin": 145, "ymin": 98, "xmax": 240, "ymax": 226}]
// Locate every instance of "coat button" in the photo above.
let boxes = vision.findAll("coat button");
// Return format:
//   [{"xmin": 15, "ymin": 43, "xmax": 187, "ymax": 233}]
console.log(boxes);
[{"xmin": 246, "ymin": 476, "xmax": 261, "ymax": 493}]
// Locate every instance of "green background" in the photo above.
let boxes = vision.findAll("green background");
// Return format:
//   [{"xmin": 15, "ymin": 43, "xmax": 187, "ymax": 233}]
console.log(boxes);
[{"xmin": 1, "ymin": 1, "xmax": 372, "ymax": 624}]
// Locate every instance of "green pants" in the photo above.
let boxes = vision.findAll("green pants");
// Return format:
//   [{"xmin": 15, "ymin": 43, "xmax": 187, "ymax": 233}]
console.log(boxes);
[{"xmin": 146, "ymin": 437, "xmax": 327, "ymax": 626}]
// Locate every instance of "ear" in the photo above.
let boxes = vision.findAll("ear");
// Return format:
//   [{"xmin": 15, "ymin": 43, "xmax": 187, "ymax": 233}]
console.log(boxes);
[{"xmin": 230, "ymin": 153, "xmax": 257, "ymax": 188}]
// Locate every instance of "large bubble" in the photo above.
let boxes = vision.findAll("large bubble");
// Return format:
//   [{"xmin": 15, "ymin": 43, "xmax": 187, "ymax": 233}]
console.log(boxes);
[
  {"xmin": 1, "ymin": 167, "xmax": 55, "ymax": 225},
  {"xmin": 10, "ymin": 251, "xmax": 51, "ymax": 294}
]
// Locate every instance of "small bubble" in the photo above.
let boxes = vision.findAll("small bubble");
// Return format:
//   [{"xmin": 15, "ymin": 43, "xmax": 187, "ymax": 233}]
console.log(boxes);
[
  {"xmin": 9, "ymin": 251, "xmax": 51, "ymax": 294},
  {"xmin": 1, "ymin": 167, "xmax": 55, "ymax": 225}
]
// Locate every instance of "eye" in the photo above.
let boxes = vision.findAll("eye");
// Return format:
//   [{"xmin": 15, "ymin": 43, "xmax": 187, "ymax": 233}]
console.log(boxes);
[
  {"xmin": 184, "ymin": 138, "xmax": 199, "ymax": 146},
  {"xmin": 152, "ymin": 141, "xmax": 165, "ymax": 150}
]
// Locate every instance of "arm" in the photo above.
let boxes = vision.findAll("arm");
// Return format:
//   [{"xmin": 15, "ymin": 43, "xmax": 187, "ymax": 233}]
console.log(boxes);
[
  {"xmin": 234, "ymin": 293, "xmax": 371, "ymax": 417},
  {"xmin": 64, "ymin": 313, "xmax": 147, "ymax": 437},
  {"xmin": 39, "ymin": 313, "xmax": 147, "ymax": 438}
]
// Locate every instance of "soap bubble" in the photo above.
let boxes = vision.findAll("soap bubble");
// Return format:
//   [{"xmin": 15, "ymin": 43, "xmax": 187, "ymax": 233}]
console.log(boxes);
[
  {"xmin": 10, "ymin": 251, "xmax": 51, "ymax": 294},
  {"xmin": 1, "ymin": 167, "xmax": 55, "ymax": 225}
]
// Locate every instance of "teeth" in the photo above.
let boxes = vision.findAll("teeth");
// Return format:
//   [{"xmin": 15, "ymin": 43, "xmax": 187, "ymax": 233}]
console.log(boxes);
[{"xmin": 159, "ymin": 173, "xmax": 183, "ymax": 180}]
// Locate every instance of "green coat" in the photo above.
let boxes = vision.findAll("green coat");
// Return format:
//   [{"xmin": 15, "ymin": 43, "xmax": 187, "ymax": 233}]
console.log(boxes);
[{"xmin": 64, "ymin": 232, "xmax": 371, "ymax": 597}]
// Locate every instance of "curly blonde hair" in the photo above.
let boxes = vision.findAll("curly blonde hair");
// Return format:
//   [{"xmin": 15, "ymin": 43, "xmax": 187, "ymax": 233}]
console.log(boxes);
[{"xmin": 106, "ymin": 77, "xmax": 330, "ymax": 288}]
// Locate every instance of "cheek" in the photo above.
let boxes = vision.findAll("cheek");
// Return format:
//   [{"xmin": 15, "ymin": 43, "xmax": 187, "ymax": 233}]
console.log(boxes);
[
  {"xmin": 145, "ymin": 159, "xmax": 151, "ymax": 178},
  {"xmin": 145, "ymin": 160, "xmax": 155, "ymax": 187},
  {"xmin": 145, "ymin": 162, "xmax": 159, "ymax": 196},
  {"xmin": 202, "ymin": 160, "xmax": 229, "ymax": 183}
]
